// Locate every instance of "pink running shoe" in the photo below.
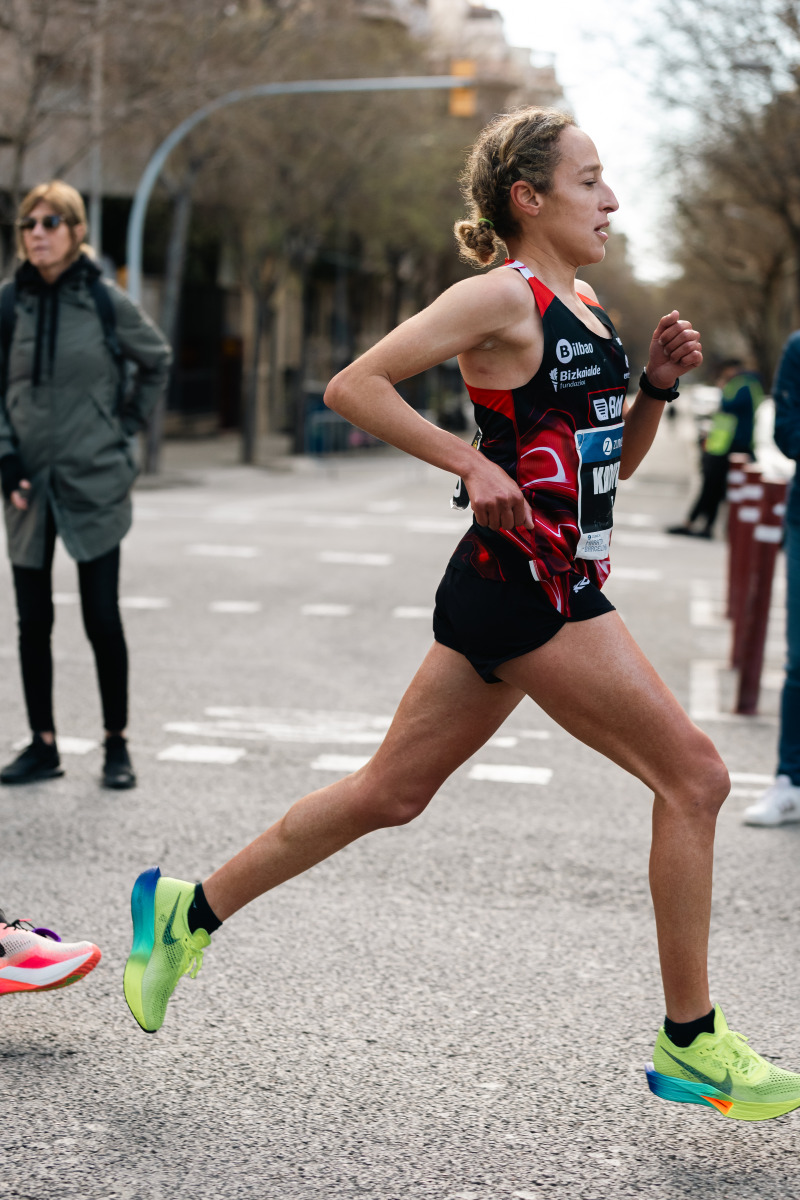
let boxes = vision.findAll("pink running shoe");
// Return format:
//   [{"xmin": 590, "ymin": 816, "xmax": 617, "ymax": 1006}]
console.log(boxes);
[{"xmin": 0, "ymin": 910, "xmax": 101, "ymax": 995}]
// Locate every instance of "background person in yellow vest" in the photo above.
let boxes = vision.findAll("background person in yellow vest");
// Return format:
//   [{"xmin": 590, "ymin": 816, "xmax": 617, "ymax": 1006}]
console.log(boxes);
[{"xmin": 667, "ymin": 359, "xmax": 764, "ymax": 539}]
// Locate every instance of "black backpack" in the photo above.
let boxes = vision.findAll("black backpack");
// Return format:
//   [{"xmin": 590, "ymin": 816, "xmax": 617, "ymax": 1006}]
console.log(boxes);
[{"xmin": 0, "ymin": 274, "xmax": 126, "ymax": 408}]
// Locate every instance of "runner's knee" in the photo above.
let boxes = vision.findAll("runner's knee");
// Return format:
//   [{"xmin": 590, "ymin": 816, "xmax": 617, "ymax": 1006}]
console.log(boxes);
[
  {"xmin": 668, "ymin": 738, "xmax": 730, "ymax": 817},
  {"xmin": 350, "ymin": 766, "xmax": 439, "ymax": 829}
]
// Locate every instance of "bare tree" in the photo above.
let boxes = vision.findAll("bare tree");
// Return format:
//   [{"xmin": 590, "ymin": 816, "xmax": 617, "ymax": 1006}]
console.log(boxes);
[{"xmin": 644, "ymin": 0, "xmax": 800, "ymax": 376}]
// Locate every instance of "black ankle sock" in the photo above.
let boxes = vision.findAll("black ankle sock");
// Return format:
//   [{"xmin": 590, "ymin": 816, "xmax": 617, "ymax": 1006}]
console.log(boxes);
[
  {"xmin": 664, "ymin": 1007, "xmax": 716, "ymax": 1048},
  {"xmin": 187, "ymin": 882, "xmax": 222, "ymax": 936}
]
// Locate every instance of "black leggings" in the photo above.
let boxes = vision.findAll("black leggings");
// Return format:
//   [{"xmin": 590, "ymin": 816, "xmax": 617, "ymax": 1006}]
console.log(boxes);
[{"xmin": 11, "ymin": 508, "xmax": 128, "ymax": 734}]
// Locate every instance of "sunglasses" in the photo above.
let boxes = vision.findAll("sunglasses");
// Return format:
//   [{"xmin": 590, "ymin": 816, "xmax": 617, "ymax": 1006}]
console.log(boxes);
[{"xmin": 16, "ymin": 214, "xmax": 71, "ymax": 232}]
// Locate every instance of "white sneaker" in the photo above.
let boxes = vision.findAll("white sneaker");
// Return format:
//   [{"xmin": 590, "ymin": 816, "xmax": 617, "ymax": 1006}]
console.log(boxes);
[{"xmin": 743, "ymin": 775, "xmax": 800, "ymax": 826}]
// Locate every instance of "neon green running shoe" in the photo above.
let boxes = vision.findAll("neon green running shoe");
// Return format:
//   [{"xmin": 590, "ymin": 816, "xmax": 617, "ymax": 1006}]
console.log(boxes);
[
  {"xmin": 646, "ymin": 1004, "xmax": 800, "ymax": 1121},
  {"xmin": 123, "ymin": 867, "xmax": 210, "ymax": 1033}
]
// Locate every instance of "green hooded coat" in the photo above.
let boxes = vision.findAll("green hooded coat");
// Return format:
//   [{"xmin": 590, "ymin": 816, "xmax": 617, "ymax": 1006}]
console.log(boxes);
[{"xmin": 0, "ymin": 253, "xmax": 171, "ymax": 568}]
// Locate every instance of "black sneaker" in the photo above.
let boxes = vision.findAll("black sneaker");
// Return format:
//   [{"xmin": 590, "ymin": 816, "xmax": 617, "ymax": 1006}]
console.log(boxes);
[
  {"xmin": 0, "ymin": 734, "xmax": 64, "ymax": 785},
  {"xmin": 102, "ymin": 735, "xmax": 136, "ymax": 790}
]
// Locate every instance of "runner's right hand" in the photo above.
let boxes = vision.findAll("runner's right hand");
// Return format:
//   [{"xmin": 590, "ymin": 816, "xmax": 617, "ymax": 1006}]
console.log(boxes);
[{"xmin": 461, "ymin": 458, "xmax": 533, "ymax": 532}]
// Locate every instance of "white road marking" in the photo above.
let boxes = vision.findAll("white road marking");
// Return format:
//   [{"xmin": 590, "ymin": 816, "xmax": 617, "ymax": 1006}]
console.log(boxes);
[
  {"xmin": 206, "ymin": 506, "xmax": 257, "ymax": 524},
  {"xmin": 488, "ymin": 736, "xmax": 518, "ymax": 748},
  {"xmin": 761, "ymin": 669, "xmax": 785, "ymax": 690},
  {"xmin": 613, "ymin": 532, "xmax": 670, "ymax": 549},
  {"xmin": 58, "ymin": 736, "xmax": 100, "ymax": 755},
  {"xmin": 690, "ymin": 659, "xmax": 724, "ymax": 720},
  {"xmin": 689, "ymin": 580, "xmax": 725, "ymax": 628},
  {"xmin": 56, "ymin": 593, "xmax": 170, "ymax": 610},
  {"xmin": 392, "ymin": 606, "xmax": 431, "ymax": 619},
  {"xmin": 690, "ymin": 598, "xmax": 723, "ymax": 628},
  {"xmin": 12, "ymin": 735, "xmax": 98, "ymax": 755},
  {"xmin": 468, "ymin": 764, "xmax": 553, "ymax": 785},
  {"xmin": 186, "ymin": 544, "xmax": 259, "ymax": 558},
  {"xmin": 614, "ymin": 513, "xmax": 655, "ymax": 527},
  {"xmin": 610, "ymin": 568, "xmax": 662, "ymax": 582},
  {"xmin": 120, "ymin": 596, "xmax": 171, "ymax": 610},
  {"xmin": 165, "ymin": 722, "xmax": 270, "ymax": 742},
  {"xmin": 158, "ymin": 744, "xmax": 246, "ymax": 764},
  {"xmin": 311, "ymin": 754, "xmax": 371, "ymax": 772},
  {"xmin": 179, "ymin": 708, "xmax": 393, "ymax": 745},
  {"xmin": 405, "ymin": 519, "xmax": 468, "ymax": 534},
  {"xmin": 729, "ymin": 772, "xmax": 774, "ymax": 785},
  {"xmin": 209, "ymin": 601, "xmax": 262, "ymax": 614},
  {"xmin": 307, "ymin": 515, "xmax": 364, "ymax": 529},
  {"xmin": 301, "ymin": 603, "xmax": 353, "ymax": 617},
  {"xmin": 317, "ymin": 551, "xmax": 392, "ymax": 566},
  {"xmin": 688, "ymin": 662, "xmax": 778, "ymax": 723},
  {"xmin": 366, "ymin": 500, "xmax": 403, "ymax": 513},
  {"xmin": 517, "ymin": 729, "xmax": 552, "ymax": 740}
]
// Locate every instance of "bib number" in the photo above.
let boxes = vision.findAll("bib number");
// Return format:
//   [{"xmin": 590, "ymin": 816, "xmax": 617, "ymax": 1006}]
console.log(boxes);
[{"xmin": 574, "ymin": 421, "xmax": 624, "ymax": 559}]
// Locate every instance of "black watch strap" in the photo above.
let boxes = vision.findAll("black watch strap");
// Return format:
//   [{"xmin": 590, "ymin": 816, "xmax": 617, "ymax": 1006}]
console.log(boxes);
[{"xmin": 639, "ymin": 369, "xmax": 679, "ymax": 402}]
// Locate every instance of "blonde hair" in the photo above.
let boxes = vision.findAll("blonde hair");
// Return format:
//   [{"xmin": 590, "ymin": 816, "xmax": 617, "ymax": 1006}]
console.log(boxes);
[
  {"xmin": 16, "ymin": 180, "xmax": 91, "ymax": 261},
  {"xmin": 454, "ymin": 107, "xmax": 576, "ymax": 267}
]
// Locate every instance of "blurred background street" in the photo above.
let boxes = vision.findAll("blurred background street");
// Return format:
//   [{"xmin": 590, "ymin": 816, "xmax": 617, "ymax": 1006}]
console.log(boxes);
[{"xmin": 3, "ymin": 403, "xmax": 799, "ymax": 1200}]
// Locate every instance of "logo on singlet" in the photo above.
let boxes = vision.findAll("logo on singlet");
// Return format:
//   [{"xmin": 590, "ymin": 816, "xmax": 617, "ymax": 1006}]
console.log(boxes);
[
  {"xmin": 556, "ymin": 338, "xmax": 593, "ymax": 364},
  {"xmin": 593, "ymin": 395, "xmax": 624, "ymax": 421},
  {"xmin": 550, "ymin": 363, "xmax": 602, "ymax": 391}
]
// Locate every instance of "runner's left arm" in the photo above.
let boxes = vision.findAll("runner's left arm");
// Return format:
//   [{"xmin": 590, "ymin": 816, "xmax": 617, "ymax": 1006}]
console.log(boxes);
[{"xmin": 619, "ymin": 310, "xmax": 702, "ymax": 478}]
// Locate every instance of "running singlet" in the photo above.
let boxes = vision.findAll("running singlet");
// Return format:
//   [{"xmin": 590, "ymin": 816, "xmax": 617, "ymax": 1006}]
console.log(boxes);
[{"xmin": 450, "ymin": 259, "xmax": 630, "ymax": 601}]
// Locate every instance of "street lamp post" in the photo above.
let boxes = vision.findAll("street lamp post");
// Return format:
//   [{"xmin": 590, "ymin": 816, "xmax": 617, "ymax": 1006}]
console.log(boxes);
[
  {"xmin": 125, "ymin": 74, "xmax": 476, "ymax": 471},
  {"xmin": 125, "ymin": 74, "xmax": 475, "ymax": 304}
]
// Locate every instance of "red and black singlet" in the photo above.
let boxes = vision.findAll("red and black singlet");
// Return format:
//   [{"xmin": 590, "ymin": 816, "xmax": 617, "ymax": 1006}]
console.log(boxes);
[{"xmin": 450, "ymin": 259, "xmax": 630, "ymax": 608}]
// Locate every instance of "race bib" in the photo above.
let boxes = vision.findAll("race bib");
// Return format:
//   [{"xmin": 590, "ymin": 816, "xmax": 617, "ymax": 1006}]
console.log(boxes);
[{"xmin": 574, "ymin": 421, "xmax": 624, "ymax": 559}]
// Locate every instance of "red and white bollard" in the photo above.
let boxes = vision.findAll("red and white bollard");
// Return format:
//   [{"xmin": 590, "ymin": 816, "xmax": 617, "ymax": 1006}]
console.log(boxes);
[
  {"xmin": 735, "ymin": 478, "xmax": 788, "ymax": 715},
  {"xmin": 729, "ymin": 464, "xmax": 764, "ymax": 670},
  {"xmin": 725, "ymin": 453, "xmax": 751, "ymax": 620}
]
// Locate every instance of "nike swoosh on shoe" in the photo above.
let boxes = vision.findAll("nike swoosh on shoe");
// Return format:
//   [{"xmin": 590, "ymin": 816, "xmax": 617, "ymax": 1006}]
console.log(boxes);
[
  {"xmin": 162, "ymin": 897, "xmax": 182, "ymax": 946},
  {"xmin": 662, "ymin": 1047, "xmax": 734, "ymax": 1095}
]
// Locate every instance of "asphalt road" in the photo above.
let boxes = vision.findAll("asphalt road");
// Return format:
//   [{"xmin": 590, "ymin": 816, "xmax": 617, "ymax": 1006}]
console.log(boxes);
[{"xmin": 2, "ymin": 414, "xmax": 798, "ymax": 1200}]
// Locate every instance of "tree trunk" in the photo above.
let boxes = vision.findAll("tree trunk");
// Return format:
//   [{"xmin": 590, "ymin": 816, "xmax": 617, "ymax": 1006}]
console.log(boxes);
[{"xmin": 242, "ymin": 287, "xmax": 267, "ymax": 465}]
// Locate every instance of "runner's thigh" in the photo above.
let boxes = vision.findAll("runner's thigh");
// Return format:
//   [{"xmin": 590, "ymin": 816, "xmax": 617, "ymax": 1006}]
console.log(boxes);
[
  {"xmin": 495, "ymin": 611, "xmax": 724, "ymax": 797},
  {"xmin": 369, "ymin": 641, "xmax": 525, "ymax": 789}
]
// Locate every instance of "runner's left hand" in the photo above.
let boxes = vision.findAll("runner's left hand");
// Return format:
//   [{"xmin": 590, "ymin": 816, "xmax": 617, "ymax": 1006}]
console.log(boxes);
[{"xmin": 646, "ymin": 311, "xmax": 702, "ymax": 388}]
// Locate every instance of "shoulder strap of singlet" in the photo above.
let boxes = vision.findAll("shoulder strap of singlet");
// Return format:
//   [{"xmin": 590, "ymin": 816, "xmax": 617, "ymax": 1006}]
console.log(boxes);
[
  {"xmin": 504, "ymin": 258, "xmax": 557, "ymax": 319},
  {"xmin": 505, "ymin": 259, "xmax": 612, "ymax": 327}
]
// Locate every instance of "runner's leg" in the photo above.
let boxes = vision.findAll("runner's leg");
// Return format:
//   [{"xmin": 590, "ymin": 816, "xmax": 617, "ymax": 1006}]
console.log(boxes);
[
  {"xmin": 203, "ymin": 643, "xmax": 524, "ymax": 920},
  {"xmin": 494, "ymin": 610, "xmax": 729, "ymax": 1023}
]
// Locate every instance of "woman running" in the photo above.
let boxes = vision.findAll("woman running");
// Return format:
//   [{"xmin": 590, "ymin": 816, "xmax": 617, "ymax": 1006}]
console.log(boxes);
[{"xmin": 123, "ymin": 108, "xmax": 800, "ymax": 1122}]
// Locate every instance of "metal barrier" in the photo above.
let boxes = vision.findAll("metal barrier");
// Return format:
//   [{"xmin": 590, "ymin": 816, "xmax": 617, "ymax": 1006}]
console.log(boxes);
[{"xmin": 728, "ymin": 475, "xmax": 788, "ymax": 714}]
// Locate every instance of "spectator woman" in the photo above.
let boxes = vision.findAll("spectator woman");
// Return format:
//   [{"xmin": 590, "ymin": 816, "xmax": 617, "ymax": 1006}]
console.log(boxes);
[{"xmin": 0, "ymin": 181, "xmax": 171, "ymax": 789}]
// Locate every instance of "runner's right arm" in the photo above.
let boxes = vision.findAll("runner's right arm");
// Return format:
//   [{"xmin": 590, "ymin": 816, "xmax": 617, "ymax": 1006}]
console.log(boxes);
[{"xmin": 324, "ymin": 272, "xmax": 536, "ymax": 533}]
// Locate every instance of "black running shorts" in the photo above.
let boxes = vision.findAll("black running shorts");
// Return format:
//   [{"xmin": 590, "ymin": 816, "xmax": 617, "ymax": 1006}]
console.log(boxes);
[{"xmin": 432, "ymin": 563, "xmax": 615, "ymax": 684}]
